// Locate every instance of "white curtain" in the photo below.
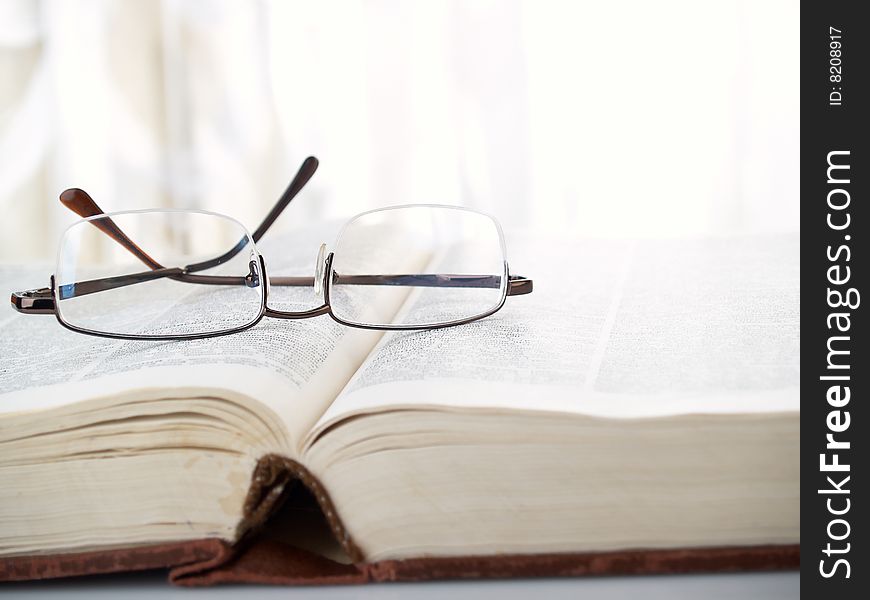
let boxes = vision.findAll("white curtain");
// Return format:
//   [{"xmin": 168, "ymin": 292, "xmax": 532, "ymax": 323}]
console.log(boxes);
[{"xmin": 0, "ymin": 0, "xmax": 799, "ymax": 261}]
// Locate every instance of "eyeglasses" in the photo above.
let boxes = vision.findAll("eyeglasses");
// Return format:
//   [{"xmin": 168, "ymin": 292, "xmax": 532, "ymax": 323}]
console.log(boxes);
[{"xmin": 11, "ymin": 157, "xmax": 533, "ymax": 340}]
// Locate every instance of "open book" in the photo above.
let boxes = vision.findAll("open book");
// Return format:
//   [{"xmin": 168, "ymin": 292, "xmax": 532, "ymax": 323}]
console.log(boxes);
[{"xmin": 0, "ymin": 230, "xmax": 799, "ymax": 584}]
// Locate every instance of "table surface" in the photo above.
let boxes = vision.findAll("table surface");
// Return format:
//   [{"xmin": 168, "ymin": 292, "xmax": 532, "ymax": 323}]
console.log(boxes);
[{"xmin": 2, "ymin": 571, "xmax": 798, "ymax": 599}]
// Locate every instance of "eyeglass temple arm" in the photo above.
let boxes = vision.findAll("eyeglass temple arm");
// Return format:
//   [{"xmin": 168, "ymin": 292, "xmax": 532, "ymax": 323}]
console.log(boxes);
[
  {"xmin": 10, "ymin": 157, "xmax": 320, "ymax": 313},
  {"xmin": 58, "ymin": 156, "xmax": 321, "ymax": 274},
  {"xmin": 59, "ymin": 190, "xmax": 163, "ymax": 270},
  {"xmin": 12, "ymin": 273, "xmax": 532, "ymax": 317},
  {"xmin": 16, "ymin": 271, "xmax": 532, "ymax": 307},
  {"xmin": 12, "ymin": 267, "xmax": 531, "ymax": 313},
  {"xmin": 184, "ymin": 156, "xmax": 320, "ymax": 271},
  {"xmin": 332, "ymin": 273, "xmax": 532, "ymax": 296}
]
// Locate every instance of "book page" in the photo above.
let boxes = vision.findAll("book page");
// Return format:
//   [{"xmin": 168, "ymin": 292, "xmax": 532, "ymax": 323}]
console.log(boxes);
[
  {"xmin": 311, "ymin": 233, "xmax": 800, "ymax": 439},
  {"xmin": 0, "ymin": 223, "xmax": 386, "ymax": 450}
]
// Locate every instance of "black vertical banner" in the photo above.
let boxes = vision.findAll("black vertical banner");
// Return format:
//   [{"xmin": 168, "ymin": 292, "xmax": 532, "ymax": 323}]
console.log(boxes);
[{"xmin": 802, "ymin": 1, "xmax": 867, "ymax": 597}]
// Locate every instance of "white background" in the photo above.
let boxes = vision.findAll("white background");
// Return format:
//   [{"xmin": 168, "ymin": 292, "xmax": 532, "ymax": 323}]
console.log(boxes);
[{"xmin": 0, "ymin": 0, "xmax": 798, "ymax": 261}]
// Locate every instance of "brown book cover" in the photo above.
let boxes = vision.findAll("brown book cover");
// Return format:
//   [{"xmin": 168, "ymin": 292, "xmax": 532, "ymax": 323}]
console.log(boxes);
[{"xmin": 0, "ymin": 454, "xmax": 799, "ymax": 585}]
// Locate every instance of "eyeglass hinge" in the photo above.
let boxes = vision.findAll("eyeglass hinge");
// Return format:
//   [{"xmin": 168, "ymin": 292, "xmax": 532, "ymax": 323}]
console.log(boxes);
[
  {"xmin": 11, "ymin": 287, "xmax": 56, "ymax": 314},
  {"xmin": 506, "ymin": 276, "xmax": 533, "ymax": 296}
]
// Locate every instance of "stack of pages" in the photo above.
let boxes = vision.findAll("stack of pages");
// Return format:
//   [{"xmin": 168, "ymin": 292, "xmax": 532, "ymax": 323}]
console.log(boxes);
[{"xmin": 0, "ymin": 231, "xmax": 799, "ymax": 584}]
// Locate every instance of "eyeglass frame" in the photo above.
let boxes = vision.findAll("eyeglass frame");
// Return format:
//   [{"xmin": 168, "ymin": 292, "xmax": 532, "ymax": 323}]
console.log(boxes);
[{"xmin": 10, "ymin": 157, "xmax": 533, "ymax": 341}]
